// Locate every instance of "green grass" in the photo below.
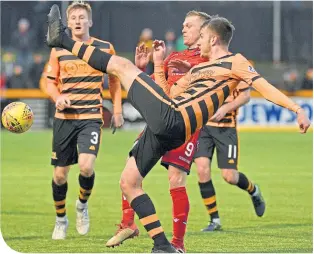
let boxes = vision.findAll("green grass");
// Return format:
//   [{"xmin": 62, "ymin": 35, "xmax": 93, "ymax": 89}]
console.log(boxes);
[{"xmin": 1, "ymin": 130, "xmax": 313, "ymax": 253}]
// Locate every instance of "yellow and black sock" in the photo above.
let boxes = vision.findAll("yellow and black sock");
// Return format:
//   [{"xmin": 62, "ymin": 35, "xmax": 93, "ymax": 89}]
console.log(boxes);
[
  {"xmin": 78, "ymin": 172, "xmax": 95, "ymax": 204},
  {"xmin": 199, "ymin": 180, "xmax": 220, "ymax": 221},
  {"xmin": 131, "ymin": 194, "xmax": 169, "ymax": 246},
  {"xmin": 237, "ymin": 172, "xmax": 256, "ymax": 195},
  {"xmin": 60, "ymin": 36, "xmax": 112, "ymax": 73},
  {"xmin": 52, "ymin": 180, "xmax": 67, "ymax": 217}
]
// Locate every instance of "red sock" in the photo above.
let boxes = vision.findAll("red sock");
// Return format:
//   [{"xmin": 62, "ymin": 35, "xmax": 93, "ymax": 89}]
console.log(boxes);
[
  {"xmin": 170, "ymin": 187, "xmax": 189, "ymax": 248},
  {"xmin": 121, "ymin": 193, "xmax": 135, "ymax": 225}
]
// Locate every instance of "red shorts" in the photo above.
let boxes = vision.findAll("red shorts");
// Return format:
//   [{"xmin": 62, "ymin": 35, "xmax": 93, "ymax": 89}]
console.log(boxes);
[{"xmin": 161, "ymin": 130, "xmax": 200, "ymax": 174}]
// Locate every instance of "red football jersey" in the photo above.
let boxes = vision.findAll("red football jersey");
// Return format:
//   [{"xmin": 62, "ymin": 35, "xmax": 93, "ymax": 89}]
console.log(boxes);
[{"xmin": 163, "ymin": 48, "xmax": 208, "ymax": 86}]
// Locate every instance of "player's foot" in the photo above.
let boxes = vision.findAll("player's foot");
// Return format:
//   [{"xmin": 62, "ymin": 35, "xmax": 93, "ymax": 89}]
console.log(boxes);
[
  {"xmin": 46, "ymin": 4, "xmax": 67, "ymax": 47},
  {"xmin": 171, "ymin": 243, "xmax": 186, "ymax": 253},
  {"xmin": 251, "ymin": 185, "xmax": 265, "ymax": 217},
  {"xmin": 151, "ymin": 243, "xmax": 179, "ymax": 253},
  {"xmin": 52, "ymin": 216, "xmax": 69, "ymax": 240},
  {"xmin": 105, "ymin": 222, "xmax": 139, "ymax": 247},
  {"xmin": 76, "ymin": 200, "xmax": 90, "ymax": 235},
  {"xmin": 201, "ymin": 220, "xmax": 222, "ymax": 232}
]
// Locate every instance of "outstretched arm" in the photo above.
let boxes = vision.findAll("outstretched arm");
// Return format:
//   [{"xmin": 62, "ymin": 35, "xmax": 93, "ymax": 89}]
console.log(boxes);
[
  {"xmin": 252, "ymin": 78, "xmax": 310, "ymax": 133},
  {"xmin": 233, "ymin": 55, "xmax": 311, "ymax": 133}
]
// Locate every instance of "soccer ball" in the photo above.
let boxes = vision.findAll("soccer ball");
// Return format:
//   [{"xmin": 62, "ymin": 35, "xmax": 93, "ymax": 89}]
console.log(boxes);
[{"xmin": 1, "ymin": 102, "xmax": 34, "ymax": 134}]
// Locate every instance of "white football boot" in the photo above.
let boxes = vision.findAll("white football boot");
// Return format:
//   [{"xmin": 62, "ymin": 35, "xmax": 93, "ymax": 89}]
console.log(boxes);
[
  {"xmin": 52, "ymin": 216, "xmax": 69, "ymax": 240},
  {"xmin": 76, "ymin": 200, "xmax": 90, "ymax": 235}
]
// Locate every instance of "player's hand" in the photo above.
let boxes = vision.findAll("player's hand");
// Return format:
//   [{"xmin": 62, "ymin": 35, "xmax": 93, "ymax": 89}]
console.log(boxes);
[
  {"xmin": 168, "ymin": 59, "xmax": 192, "ymax": 73},
  {"xmin": 110, "ymin": 113, "xmax": 124, "ymax": 134},
  {"xmin": 210, "ymin": 104, "xmax": 229, "ymax": 122},
  {"xmin": 152, "ymin": 40, "xmax": 166, "ymax": 65},
  {"xmin": 296, "ymin": 108, "xmax": 311, "ymax": 134},
  {"xmin": 135, "ymin": 43, "xmax": 151, "ymax": 70},
  {"xmin": 55, "ymin": 94, "xmax": 71, "ymax": 111}
]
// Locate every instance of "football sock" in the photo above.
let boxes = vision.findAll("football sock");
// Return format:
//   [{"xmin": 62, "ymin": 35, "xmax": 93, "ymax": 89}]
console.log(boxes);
[
  {"xmin": 170, "ymin": 187, "xmax": 189, "ymax": 248},
  {"xmin": 52, "ymin": 180, "xmax": 67, "ymax": 217},
  {"xmin": 198, "ymin": 180, "xmax": 220, "ymax": 222},
  {"xmin": 237, "ymin": 172, "xmax": 256, "ymax": 195},
  {"xmin": 61, "ymin": 36, "xmax": 112, "ymax": 73},
  {"xmin": 78, "ymin": 172, "xmax": 95, "ymax": 204},
  {"xmin": 131, "ymin": 194, "xmax": 169, "ymax": 246},
  {"xmin": 122, "ymin": 193, "xmax": 135, "ymax": 225}
]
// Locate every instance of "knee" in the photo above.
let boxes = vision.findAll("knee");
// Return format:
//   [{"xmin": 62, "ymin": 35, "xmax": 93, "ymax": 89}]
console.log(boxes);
[
  {"xmin": 168, "ymin": 166, "xmax": 186, "ymax": 189},
  {"xmin": 111, "ymin": 56, "xmax": 133, "ymax": 73},
  {"xmin": 221, "ymin": 169, "xmax": 238, "ymax": 184},
  {"xmin": 195, "ymin": 158, "xmax": 211, "ymax": 182},
  {"xmin": 78, "ymin": 161, "xmax": 94, "ymax": 177},
  {"xmin": 53, "ymin": 167, "xmax": 68, "ymax": 185},
  {"xmin": 119, "ymin": 170, "xmax": 138, "ymax": 195},
  {"xmin": 78, "ymin": 155, "xmax": 95, "ymax": 177}
]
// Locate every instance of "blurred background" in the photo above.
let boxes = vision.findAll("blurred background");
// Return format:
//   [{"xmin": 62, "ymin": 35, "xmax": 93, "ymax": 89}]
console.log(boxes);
[{"xmin": 0, "ymin": 1, "xmax": 313, "ymax": 130}]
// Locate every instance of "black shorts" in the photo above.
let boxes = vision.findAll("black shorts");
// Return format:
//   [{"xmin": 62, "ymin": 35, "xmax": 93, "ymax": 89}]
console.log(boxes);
[
  {"xmin": 127, "ymin": 73, "xmax": 187, "ymax": 177},
  {"xmin": 194, "ymin": 125, "xmax": 239, "ymax": 170},
  {"xmin": 127, "ymin": 72, "xmax": 185, "ymax": 142},
  {"xmin": 51, "ymin": 118, "xmax": 103, "ymax": 167}
]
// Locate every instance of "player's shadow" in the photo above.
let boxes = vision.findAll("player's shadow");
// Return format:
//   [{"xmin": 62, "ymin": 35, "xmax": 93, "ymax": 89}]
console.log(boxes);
[
  {"xmin": 226, "ymin": 222, "xmax": 312, "ymax": 231},
  {"xmin": 1, "ymin": 210, "xmax": 49, "ymax": 216},
  {"xmin": 187, "ymin": 223, "xmax": 312, "ymax": 239},
  {"xmin": 4, "ymin": 235, "xmax": 46, "ymax": 241}
]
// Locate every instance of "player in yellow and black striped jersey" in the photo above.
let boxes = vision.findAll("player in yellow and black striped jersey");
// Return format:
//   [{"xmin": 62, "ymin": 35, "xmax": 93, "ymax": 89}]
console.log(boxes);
[
  {"xmin": 46, "ymin": 6, "xmax": 311, "ymax": 252},
  {"xmin": 44, "ymin": 2, "xmax": 124, "ymax": 241},
  {"xmin": 193, "ymin": 81, "xmax": 257, "ymax": 231}
]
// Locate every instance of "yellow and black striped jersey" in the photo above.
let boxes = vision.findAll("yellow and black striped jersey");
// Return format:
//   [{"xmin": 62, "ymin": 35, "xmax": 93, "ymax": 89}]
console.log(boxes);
[
  {"xmin": 170, "ymin": 53, "xmax": 300, "ymax": 141},
  {"xmin": 206, "ymin": 81, "xmax": 249, "ymax": 128},
  {"xmin": 46, "ymin": 37, "xmax": 118, "ymax": 120}
]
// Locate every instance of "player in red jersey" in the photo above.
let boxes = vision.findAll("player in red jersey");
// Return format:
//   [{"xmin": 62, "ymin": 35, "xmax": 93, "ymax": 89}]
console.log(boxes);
[{"xmin": 105, "ymin": 11, "xmax": 210, "ymax": 252}]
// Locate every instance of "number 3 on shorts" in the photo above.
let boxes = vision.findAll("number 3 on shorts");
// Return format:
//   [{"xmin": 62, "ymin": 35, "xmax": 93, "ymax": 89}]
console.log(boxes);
[
  {"xmin": 90, "ymin": 131, "xmax": 99, "ymax": 145},
  {"xmin": 185, "ymin": 142, "xmax": 194, "ymax": 157}
]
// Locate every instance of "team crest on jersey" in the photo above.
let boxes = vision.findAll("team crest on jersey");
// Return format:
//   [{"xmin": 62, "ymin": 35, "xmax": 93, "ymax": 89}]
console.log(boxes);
[{"xmin": 248, "ymin": 66, "xmax": 256, "ymax": 73}]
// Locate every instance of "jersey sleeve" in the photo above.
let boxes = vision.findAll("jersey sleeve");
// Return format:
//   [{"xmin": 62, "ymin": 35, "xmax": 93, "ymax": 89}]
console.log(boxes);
[
  {"xmin": 170, "ymin": 70, "xmax": 191, "ymax": 98},
  {"xmin": 236, "ymin": 81, "xmax": 250, "ymax": 93},
  {"xmin": 232, "ymin": 54, "xmax": 300, "ymax": 113},
  {"xmin": 231, "ymin": 54, "xmax": 261, "ymax": 86},
  {"xmin": 46, "ymin": 48, "xmax": 60, "ymax": 84},
  {"xmin": 108, "ymin": 43, "xmax": 122, "ymax": 114},
  {"xmin": 154, "ymin": 64, "xmax": 170, "ymax": 96}
]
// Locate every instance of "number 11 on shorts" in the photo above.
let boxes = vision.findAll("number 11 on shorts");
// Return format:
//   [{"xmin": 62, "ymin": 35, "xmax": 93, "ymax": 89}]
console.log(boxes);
[{"xmin": 228, "ymin": 145, "xmax": 237, "ymax": 159}]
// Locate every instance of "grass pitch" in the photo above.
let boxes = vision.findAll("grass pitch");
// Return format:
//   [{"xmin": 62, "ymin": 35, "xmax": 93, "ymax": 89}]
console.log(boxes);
[{"xmin": 1, "ymin": 130, "xmax": 312, "ymax": 253}]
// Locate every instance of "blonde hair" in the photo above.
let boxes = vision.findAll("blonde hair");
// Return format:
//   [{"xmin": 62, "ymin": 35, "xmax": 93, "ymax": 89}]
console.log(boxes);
[
  {"xmin": 186, "ymin": 10, "xmax": 211, "ymax": 22},
  {"xmin": 66, "ymin": 1, "xmax": 92, "ymax": 20}
]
